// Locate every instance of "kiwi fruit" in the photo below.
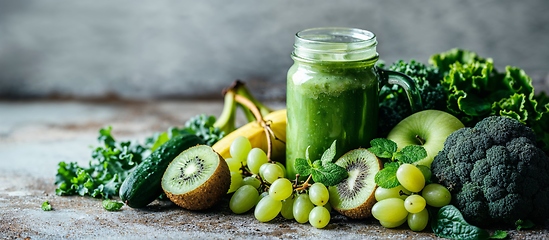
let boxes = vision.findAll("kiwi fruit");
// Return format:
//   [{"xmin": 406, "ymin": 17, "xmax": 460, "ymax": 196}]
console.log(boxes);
[
  {"xmin": 161, "ymin": 145, "xmax": 230, "ymax": 210},
  {"xmin": 328, "ymin": 148, "xmax": 382, "ymax": 219}
]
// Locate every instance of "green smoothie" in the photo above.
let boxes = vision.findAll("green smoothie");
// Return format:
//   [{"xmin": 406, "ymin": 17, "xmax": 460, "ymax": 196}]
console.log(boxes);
[{"xmin": 286, "ymin": 59, "xmax": 379, "ymax": 179}]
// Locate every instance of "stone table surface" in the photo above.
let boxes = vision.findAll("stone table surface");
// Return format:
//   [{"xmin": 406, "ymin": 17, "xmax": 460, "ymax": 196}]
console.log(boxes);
[{"xmin": 1, "ymin": 100, "xmax": 548, "ymax": 239}]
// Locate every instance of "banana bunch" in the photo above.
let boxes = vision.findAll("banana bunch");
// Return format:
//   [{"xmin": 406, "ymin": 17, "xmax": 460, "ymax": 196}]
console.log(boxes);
[{"xmin": 212, "ymin": 108, "xmax": 286, "ymax": 162}]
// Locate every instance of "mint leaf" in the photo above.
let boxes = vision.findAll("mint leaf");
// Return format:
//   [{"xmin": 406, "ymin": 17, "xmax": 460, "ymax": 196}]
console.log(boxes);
[
  {"xmin": 375, "ymin": 162, "xmax": 400, "ymax": 188},
  {"xmin": 368, "ymin": 138, "xmax": 397, "ymax": 159},
  {"xmin": 295, "ymin": 158, "xmax": 312, "ymax": 176},
  {"xmin": 102, "ymin": 199, "xmax": 123, "ymax": 211},
  {"xmin": 41, "ymin": 201, "xmax": 52, "ymax": 211},
  {"xmin": 313, "ymin": 160, "xmax": 322, "ymax": 169},
  {"xmin": 396, "ymin": 145, "xmax": 427, "ymax": 164},
  {"xmin": 490, "ymin": 230, "xmax": 508, "ymax": 239},
  {"xmin": 320, "ymin": 140, "xmax": 337, "ymax": 164},
  {"xmin": 305, "ymin": 146, "xmax": 312, "ymax": 165},
  {"xmin": 310, "ymin": 162, "xmax": 348, "ymax": 186}
]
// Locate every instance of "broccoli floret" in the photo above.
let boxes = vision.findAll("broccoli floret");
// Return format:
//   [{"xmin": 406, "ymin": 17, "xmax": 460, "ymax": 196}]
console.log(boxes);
[{"xmin": 431, "ymin": 115, "xmax": 549, "ymax": 227}]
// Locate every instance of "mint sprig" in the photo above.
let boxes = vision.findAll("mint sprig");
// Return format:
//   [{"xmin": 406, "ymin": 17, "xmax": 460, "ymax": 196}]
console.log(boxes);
[
  {"xmin": 294, "ymin": 140, "xmax": 348, "ymax": 186},
  {"xmin": 368, "ymin": 138, "xmax": 427, "ymax": 188}
]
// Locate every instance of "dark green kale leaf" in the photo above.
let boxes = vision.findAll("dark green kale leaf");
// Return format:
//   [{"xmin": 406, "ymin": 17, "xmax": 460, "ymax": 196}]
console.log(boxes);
[{"xmin": 377, "ymin": 60, "xmax": 447, "ymax": 137}]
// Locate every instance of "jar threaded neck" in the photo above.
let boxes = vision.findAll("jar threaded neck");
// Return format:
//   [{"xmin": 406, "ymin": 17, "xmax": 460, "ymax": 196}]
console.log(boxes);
[{"xmin": 293, "ymin": 27, "xmax": 378, "ymax": 62}]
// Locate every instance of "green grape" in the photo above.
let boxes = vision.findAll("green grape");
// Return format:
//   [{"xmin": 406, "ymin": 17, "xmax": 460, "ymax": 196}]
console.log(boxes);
[
  {"xmin": 379, "ymin": 218, "xmax": 406, "ymax": 228},
  {"xmin": 293, "ymin": 193, "xmax": 315, "ymax": 224},
  {"xmin": 280, "ymin": 196, "xmax": 295, "ymax": 220},
  {"xmin": 308, "ymin": 206, "xmax": 330, "ymax": 229},
  {"xmin": 230, "ymin": 136, "xmax": 252, "ymax": 163},
  {"xmin": 258, "ymin": 163, "xmax": 270, "ymax": 178},
  {"xmin": 422, "ymin": 183, "xmax": 452, "ymax": 207},
  {"xmin": 229, "ymin": 185, "xmax": 259, "ymax": 214},
  {"xmin": 254, "ymin": 195, "xmax": 282, "ymax": 222},
  {"xmin": 269, "ymin": 178, "xmax": 294, "ymax": 201},
  {"xmin": 225, "ymin": 158, "xmax": 241, "ymax": 173},
  {"xmin": 260, "ymin": 163, "xmax": 285, "ymax": 184},
  {"xmin": 374, "ymin": 185, "xmax": 411, "ymax": 201},
  {"xmin": 257, "ymin": 191, "xmax": 269, "ymax": 204},
  {"xmin": 407, "ymin": 208, "xmax": 429, "ymax": 231},
  {"xmin": 309, "ymin": 182, "xmax": 329, "ymax": 206},
  {"xmin": 227, "ymin": 171, "xmax": 243, "ymax": 194},
  {"xmin": 247, "ymin": 148, "xmax": 268, "ymax": 174},
  {"xmin": 274, "ymin": 162, "xmax": 288, "ymax": 178},
  {"xmin": 416, "ymin": 165, "xmax": 432, "ymax": 183},
  {"xmin": 371, "ymin": 198, "xmax": 408, "ymax": 223},
  {"xmin": 242, "ymin": 176, "xmax": 261, "ymax": 189},
  {"xmin": 404, "ymin": 194, "xmax": 426, "ymax": 213},
  {"xmin": 396, "ymin": 163, "xmax": 425, "ymax": 193}
]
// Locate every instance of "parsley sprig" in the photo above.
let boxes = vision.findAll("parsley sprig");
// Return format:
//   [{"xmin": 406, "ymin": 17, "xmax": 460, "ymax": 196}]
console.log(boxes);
[
  {"xmin": 367, "ymin": 138, "xmax": 427, "ymax": 189},
  {"xmin": 294, "ymin": 140, "xmax": 348, "ymax": 187}
]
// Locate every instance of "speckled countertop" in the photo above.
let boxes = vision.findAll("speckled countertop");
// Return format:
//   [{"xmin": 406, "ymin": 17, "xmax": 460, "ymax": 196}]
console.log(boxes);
[{"xmin": 1, "ymin": 100, "xmax": 548, "ymax": 239}]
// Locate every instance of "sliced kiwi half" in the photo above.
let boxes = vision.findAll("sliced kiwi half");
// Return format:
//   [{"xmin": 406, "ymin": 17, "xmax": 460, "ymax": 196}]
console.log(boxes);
[
  {"xmin": 328, "ymin": 148, "xmax": 382, "ymax": 219},
  {"xmin": 161, "ymin": 145, "xmax": 230, "ymax": 210}
]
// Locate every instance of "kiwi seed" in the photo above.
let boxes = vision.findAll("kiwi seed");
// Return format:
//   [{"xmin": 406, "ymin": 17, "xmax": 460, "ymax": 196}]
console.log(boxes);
[{"xmin": 161, "ymin": 145, "xmax": 230, "ymax": 210}]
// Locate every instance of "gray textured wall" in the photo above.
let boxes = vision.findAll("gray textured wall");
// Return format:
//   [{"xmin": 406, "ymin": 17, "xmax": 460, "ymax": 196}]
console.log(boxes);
[{"xmin": 1, "ymin": 0, "xmax": 548, "ymax": 100}]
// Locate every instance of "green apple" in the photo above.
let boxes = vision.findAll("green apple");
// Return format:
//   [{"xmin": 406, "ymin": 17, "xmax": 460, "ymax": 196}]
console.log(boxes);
[{"xmin": 386, "ymin": 110, "xmax": 464, "ymax": 168}]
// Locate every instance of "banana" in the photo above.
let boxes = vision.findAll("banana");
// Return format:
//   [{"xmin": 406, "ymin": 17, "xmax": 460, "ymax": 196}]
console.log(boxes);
[{"xmin": 212, "ymin": 109, "xmax": 286, "ymax": 162}]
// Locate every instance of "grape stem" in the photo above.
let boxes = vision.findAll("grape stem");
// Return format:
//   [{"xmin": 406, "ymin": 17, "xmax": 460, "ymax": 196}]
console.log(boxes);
[
  {"xmin": 233, "ymin": 93, "xmax": 274, "ymax": 160},
  {"xmin": 294, "ymin": 174, "xmax": 313, "ymax": 192}
]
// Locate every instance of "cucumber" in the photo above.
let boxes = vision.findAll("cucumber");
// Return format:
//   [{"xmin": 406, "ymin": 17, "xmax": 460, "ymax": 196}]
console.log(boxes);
[{"xmin": 120, "ymin": 134, "xmax": 204, "ymax": 208}]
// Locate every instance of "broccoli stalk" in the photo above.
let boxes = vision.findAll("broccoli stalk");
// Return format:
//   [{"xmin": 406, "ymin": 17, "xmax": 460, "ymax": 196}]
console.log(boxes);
[{"xmin": 431, "ymin": 115, "xmax": 549, "ymax": 227}]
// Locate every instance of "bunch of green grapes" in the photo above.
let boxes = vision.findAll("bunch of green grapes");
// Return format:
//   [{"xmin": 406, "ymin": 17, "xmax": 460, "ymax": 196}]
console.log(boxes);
[
  {"xmin": 372, "ymin": 163, "xmax": 451, "ymax": 231},
  {"xmin": 226, "ymin": 136, "xmax": 331, "ymax": 229}
]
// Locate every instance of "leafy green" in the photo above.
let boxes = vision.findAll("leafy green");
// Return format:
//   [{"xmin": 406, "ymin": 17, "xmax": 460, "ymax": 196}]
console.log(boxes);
[
  {"xmin": 294, "ymin": 141, "xmax": 348, "ymax": 186},
  {"xmin": 430, "ymin": 48, "xmax": 549, "ymax": 153},
  {"xmin": 102, "ymin": 199, "xmax": 124, "ymax": 211},
  {"xmin": 55, "ymin": 126, "xmax": 146, "ymax": 199},
  {"xmin": 515, "ymin": 219, "xmax": 535, "ymax": 231},
  {"xmin": 368, "ymin": 138, "xmax": 427, "ymax": 188},
  {"xmin": 377, "ymin": 60, "xmax": 447, "ymax": 137},
  {"xmin": 41, "ymin": 201, "xmax": 52, "ymax": 211},
  {"xmin": 490, "ymin": 230, "xmax": 508, "ymax": 239},
  {"xmin": 184, "ymin": 114, "xmax": 225, "ymax": 146},
  {"xmin": 431, "ymin": 205, "xmax": 491, "ymax": 240}
]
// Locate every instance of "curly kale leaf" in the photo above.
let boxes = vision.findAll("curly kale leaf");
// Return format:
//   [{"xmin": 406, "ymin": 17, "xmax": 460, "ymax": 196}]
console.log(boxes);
[
  {"xmin": 183, "ymin": 114, "xmax": 225, "ymax": 146},
  {"xmin": 430, "ymin": 48, "xmax": 549, "ymax": 153},
  {"xmin": 55, "ymin": 126, "xmax": 146, "ymax": 199}
]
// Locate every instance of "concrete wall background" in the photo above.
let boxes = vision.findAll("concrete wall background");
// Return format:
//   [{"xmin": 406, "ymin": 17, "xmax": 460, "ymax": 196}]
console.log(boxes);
[{"xmin": 1, "ymin": 0, "xmax": 548, "ymax": 100}]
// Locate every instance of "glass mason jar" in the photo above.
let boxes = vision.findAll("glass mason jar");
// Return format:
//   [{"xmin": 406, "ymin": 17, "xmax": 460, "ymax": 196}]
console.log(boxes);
[{"xmin": 285, "ymin": 27, "xmax": 421, "ymax": 179}]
